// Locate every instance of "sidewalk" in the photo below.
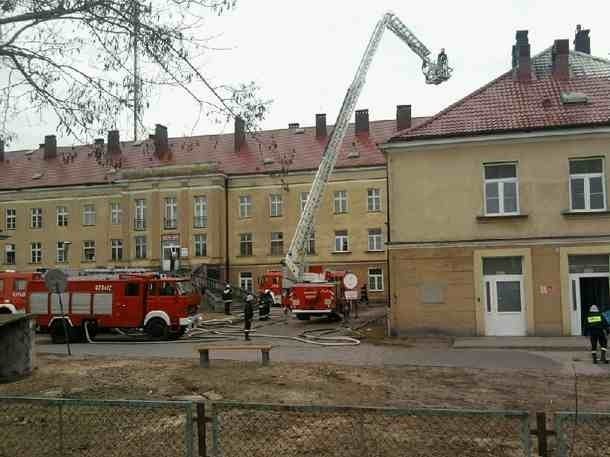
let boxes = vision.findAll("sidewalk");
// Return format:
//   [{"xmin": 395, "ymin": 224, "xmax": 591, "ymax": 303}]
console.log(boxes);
[{"xmin": 453, "ymin": 336, "xmax": 588, "ymax": 351}]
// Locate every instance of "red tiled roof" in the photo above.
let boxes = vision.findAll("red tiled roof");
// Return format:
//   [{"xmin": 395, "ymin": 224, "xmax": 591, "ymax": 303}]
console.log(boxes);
[
  {"xmin": 390, "ymin": 50, "xmax": 610, "ymax": 142},
  {"xmin": 0, "ymin": 117, "xmax": 428, "ymax": 191}
]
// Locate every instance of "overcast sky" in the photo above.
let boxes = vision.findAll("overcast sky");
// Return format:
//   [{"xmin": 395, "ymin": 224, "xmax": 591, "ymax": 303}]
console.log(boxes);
[{"xmin": 8, "ymin": 0, "xmax": 610, "ymax": 149}]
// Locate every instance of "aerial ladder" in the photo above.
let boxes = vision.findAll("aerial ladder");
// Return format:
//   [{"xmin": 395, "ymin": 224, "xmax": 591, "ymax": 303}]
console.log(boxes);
[{"xmin": 282, "ymin": 12, "xmax": 452, "ymax": 288}]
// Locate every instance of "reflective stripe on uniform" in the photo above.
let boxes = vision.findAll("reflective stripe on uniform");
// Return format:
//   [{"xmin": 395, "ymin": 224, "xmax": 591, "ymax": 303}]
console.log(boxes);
[{"xmin": 588, "ymin": 315, "xmax": 602, "ymax": 324}]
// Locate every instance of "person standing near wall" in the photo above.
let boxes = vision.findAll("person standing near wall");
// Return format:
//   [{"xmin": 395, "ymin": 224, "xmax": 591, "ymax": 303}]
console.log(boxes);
[
  {"xmin": 222, "ymin": 284, "xmax": 232, "ymax": 315},
  {"xmin": 586, "ymin": 304, "xmax": 609, "ymax": 364},
  {"xmin": 244, "ymin": 294, "xmax": 254, "ymax": 341}
]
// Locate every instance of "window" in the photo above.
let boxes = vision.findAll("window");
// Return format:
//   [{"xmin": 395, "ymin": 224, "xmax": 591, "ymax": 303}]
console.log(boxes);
[
  {"xmin": 482, "ymin": 257, "xmax": 523, "ymax": 275},
  {"xmin": 83, "ymin": 204, "xmax": 96, "ymax": 226},
  {"xmin": 239, "ymin": 233, "xmax": 253, "ymax": 256},
  {"xmin": 194, "ymin": 234, "xmax": 207, "ymax": 257},
  {"xmin": 194, "ymin": 196, "xmax": 208, "ymax": 228},
  {"xmin": 569, "ymin": 158, "xmax": 606, "ymax": 211},
  {"xmin": 15, "ymin": 279, "xmax": 26, "ymax": 291},
  {"xmin": 5, "ymin": 244, "xmax": 15, "ymax": 265},
  {"xmin": 239, "ymin": 195, "xmax": 252, "ymax": 218},
  {"xmin": 5, "ymin": 208, "xmax": 16, "ymax": 230},
  {"xmin": 334, "ymin": 191, "xmax": 348, "ymax": 214},
  {"xmin": 125, "ymin": 283, "xmax": 140, "ymax": 296},
  {"xmin": 270, "ymin": 232, "xmax": 283, "ymax": 256},
  {"xmin": 368, "ymin": 188, "xmax": 381, "ymax": 212},
  {"xmin": 30, "ymin": 208, "xmax": 42, "ymax": 229},
  {"xmin": 164, "ymin": 197, "xmax": 177, "ymax": 229},
  {"xmin": 30, "ymin": 242, "xmax": 42, "ymax": 264},
  {"xmin": 134, "ymin": 199, "xmax": 146, "ymax": 230},
  {"xmin": 239, "ymin": 272, "xmax": 253, "ymax": 293},
  {"xmin": 270, "ymin": 194, "xmax": 283, "ymax": 217},
  {"xmin": 111, "ymin": 239, "xmax": 123, "ymax": 261},
  {"xmin": 368, "ymin": 228, "xmax": 383, "ymax": 251},
  {"xmin": 110, "ymin": 201, "xmax": 122, "ymax": 225},
  {"xmin": 368, "ymin": 268, "xmax": 384, "ymax": 291},
  {"xmin": 300, "ymin": 192, "xmax": 309, "ymax": 212},
  {"xmin": 83, "ymin": 240, "xmax": 96, "ymax": 262},
  {"xmin": 135, "ymin": 236, "xmax": 147, "ymax": 259},
  {"xmin": 334, "ymin": 230, "xmax": 349, "ymax": 252},
  {"xmin": 56, "ymin": 242, "xmax": 68, "ymax": 263},
  {"xmin": 306, "ymin": 231, "xmax": 316, "ymax": 255},
  {"xmin": 0, "ymin": 279, "xmax": 3, "ymax": 293},
  {"xmin": 56, "ymin": 206, "xmax": 68, "ymax": 227},
  {"xmin": 484, "ymin": 163, "xmax": 519, "ymax": 215}
]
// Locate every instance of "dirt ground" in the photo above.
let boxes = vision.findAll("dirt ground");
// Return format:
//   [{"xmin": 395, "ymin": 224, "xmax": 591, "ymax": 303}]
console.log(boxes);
[{"xmin": 1, "ymin": 354, "xmax": 609, "ymax": 413}]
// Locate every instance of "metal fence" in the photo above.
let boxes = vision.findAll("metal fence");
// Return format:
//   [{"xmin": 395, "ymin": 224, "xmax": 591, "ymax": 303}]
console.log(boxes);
[
  {"xmin": 554, "ymin": 411, "xmax": 610, "ymax": 457},
  {"xmin": 208, "ymin": 401, "xmax": 532, "ymax": 457},
  {"xmin": 0, "ymin": 396, "xmax": 195, "ymax": 457}
]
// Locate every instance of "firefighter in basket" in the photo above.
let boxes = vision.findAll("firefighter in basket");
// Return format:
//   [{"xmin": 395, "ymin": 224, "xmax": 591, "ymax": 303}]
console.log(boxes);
[
  {"xmin": 258, "ymin": 289, "xmax": 273, "ymax": 321},
  {"xmin": 586, "ymin": 304, "xmax": 609, "ymax": 364}
]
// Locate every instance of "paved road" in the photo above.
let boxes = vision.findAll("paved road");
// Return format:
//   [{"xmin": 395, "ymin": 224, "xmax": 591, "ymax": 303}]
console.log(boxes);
[{"xmin": 35, "ymin": 308, "xmax": 575, "ymax": 371}]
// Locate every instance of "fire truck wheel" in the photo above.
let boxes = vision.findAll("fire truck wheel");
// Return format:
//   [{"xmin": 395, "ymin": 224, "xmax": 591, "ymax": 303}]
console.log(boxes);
[
  {"xmin": 145, "ymin": 318, "xmax": 169, "ymax": 340},
  {"xmin": 0, "ymin": 307, "xmax": 11, "ymax": 314},
  {"xmin": 296, "ymin": 314, "xmax": 310, "ymax": 321}
]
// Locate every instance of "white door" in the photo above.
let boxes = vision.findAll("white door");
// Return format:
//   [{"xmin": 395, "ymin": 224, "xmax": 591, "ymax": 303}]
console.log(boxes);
[
  {"xmin": 484, "ymin": 275, "xmax": 526, "ymax": 336},
  {"xmin": 569, "ymin": 276, "xmax": 582, "ymax": 336}
]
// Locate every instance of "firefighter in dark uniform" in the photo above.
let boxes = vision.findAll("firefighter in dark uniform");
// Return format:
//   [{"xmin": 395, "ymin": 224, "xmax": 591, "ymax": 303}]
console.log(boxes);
[
  {"xmin": 244, "ymin": 294, "xmax": 254, "ymax": 341},
  {"xmin": 258, "ymin": 289, "xmax": 272, "ymax": 321},
  {"xmin": 222, "ymin": 284, "xmax": 232, "ymax": 315},
  {"xmin": 586, "ymin": 304, "xmax": 609, "ymax": 364}
]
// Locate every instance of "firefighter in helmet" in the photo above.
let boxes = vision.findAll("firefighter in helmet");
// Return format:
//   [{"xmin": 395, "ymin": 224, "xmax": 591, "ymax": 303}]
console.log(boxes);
[
  {"xmin": 244, "ymin": 294, "xmax": 254, "ymax": 341},
  {"xmin": 258, "ymin": 289, "xmax": 272, "ymax": 321},
  {"xmin": 586, "ymin": 304, "xmax": 609, "ymax": 364},
  {"xmin": 222, "ymin": 283, "xmax": 232, "ymax": 315}
]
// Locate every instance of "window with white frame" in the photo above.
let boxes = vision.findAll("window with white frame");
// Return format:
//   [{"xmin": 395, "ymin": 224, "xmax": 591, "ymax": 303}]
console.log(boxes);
[
  {"xmin": 83, "ymin": 204, "xmax": 96, "ymax": 226},
  {"xmin": 56, "ymin": 206, "xmax": 68, "ymax": 227},
  {"xmin": 111, "ymin": 239, "xmax": 123, "ymax": 261},
  {"xmin": 194, "ymin": 196, "xmax": 208, "ymax": 228},
  {"xmin": 194, "ymin": 234, "xmax": 207, "ymax": 257},
  {"xmin": 83, "ymin": 240, "xmax": 96, "ymax": 262},
  {"xmin": 484, "ymin": 163, "xmax": 519, "ymax": 215},
  {"xmin": 164, "ymin": 197, "xmax": 177, "ymax": 229},
  {"xmin": 56, "ymin": 242, "xmax": 67, "ymax": 263},
  {"xmin": 239, "ymin": 195, "xmax": 252, "ymax": 218},
  {"xmin": 5, "ymin": 208, "xmax": 16, "ymax": 230},
  {"xmin": 300, "ymin": 192, "xmax": 309, "ymax": 212},
  {"xmin": 368, "ymin": 228, "xmax": 383, "ymax": 251},
  {"xmin": 270, "ymin": 232, "xmax": 283, "ymax": 256},
  {"xmin": 270, "ymin": 194, "xmax": 283, "ymax": 217},
  {"xmin": 135, "ymin": 236, "xmax": 147, "ymax": 259},
  {"xmin": 240, "ymin": 233, "xmax": 253, "ymax": 256},
  {"xmin": 5, "ymin": 244, "xmax": 15, "ymax": 265},
  {"xmin": 367, "ymin": 188, "xmax": 381, "ymax": 212},
  {"xmin": 239, "ymin": 272, "xmax": 253, "ymax": 293},
  {"xmin": 110, "ymin": 201, "xmax": 122, "ymax": 225},
  {"xmin": 30, "ymin": 242, "xmax": 42, "ymax": 264},
  {"xmin": 134, "ymin": 199, "xmax": 146, "ymax": 230},
  {"xmin": 334, "ymin": 190, "xmax": 348, "ymax": 214},
  {"xmin": 306, "ymin": 231, "xmax": 316, "ymax": 255},
  {"xmin": 30, "ymin": 208, "xmax": 42, "ymax": 229},
  {"xmin": 569, "ymin": 158, "xmax": 606, "ymax": 211},
  {"xmin": 334, "ymin": 230, "xmax": 349, "ymax": 252},
  {"xmin": 368, "ymin": 268, "xmax": 384, "ymax": 291}
]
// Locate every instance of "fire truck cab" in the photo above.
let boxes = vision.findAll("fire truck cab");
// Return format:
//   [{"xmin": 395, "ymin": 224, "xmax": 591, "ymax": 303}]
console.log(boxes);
[
  {"xmin": 28, "ymin": 274, "xmax": 201, "ymax": 342},
  {"xmin": 0, "ymin": 271, "xmax": 43, "ymax": 314}
]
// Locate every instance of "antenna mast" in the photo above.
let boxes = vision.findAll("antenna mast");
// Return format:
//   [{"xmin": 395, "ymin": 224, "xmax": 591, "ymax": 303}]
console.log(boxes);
[{"xmin": 132, "ymin": 1, "xmax": 141, "ymax": 142}]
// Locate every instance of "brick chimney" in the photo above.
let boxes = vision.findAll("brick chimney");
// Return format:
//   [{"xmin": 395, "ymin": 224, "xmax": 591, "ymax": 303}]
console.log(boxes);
[
  {"xmin": 43, "ymin": 135, "xmax": 57, "ymax": 159},
  {"xmin": 396, "ymin": 105, "xmax": 412, "ymax": 131},
  {"xmin": 0, "ymin": 138, "xmax": 4, "ymax": 162},
  {"xmin": 154, "ymin": 124, "xmax": 169, "ymax": 158},
  {"xmin": 288, "ymin": 122, "xmax": 300, "ymax": 129},
  {"xmin": 108, "ymin": 130, "xmax": 121, "ymax": 155},
  {"xmin": 512, "ymin": 30, "xmax": 531, "ymax": 81},
  {"xmin": 552, "ymin": 39, "xmax": 570, "ymax": 80},
  {"xmin": 94, "ymin": 138, "xmax": 104, "ymax": 148},
  {"xmin": 234, "ymin": 116, "xmax": 245, "ymax": 152},
  {"xmin": 574, "ymin": 24, "xmax": 590, "ymax": 54},
  {"xmin": 315, "ymin": 113, "xmax": 327, "ymax": 138},
  {"xmin": 355, "ymin": 109, "xmax": 369, "ymax": 135}
]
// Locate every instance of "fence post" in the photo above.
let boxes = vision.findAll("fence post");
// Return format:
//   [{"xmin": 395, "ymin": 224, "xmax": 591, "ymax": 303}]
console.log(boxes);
[
  {"xmin": 197, "ymin": 402, "xmax": 207, "ymax": 457},
  {"xmin": 535, "ymin": 412, "xmax": 548, "ymax": 457},
  {"xmin": 58, "ymin": 402, "xmax": 64, "ymax": 456}
]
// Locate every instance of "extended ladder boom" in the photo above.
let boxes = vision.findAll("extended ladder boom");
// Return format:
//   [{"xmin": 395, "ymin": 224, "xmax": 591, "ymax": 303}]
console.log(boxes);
[{"xmin": 283, "ymin": 12, "xmax": 452, "ymax": 282}]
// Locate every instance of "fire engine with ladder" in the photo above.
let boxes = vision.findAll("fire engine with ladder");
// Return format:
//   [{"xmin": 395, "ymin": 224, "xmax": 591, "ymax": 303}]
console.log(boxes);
[{"xmin": 260, "ymin": 12, "xmax": 452, "ymax": 319}]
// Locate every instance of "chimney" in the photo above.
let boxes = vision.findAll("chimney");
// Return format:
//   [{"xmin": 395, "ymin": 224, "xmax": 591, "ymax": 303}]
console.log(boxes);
[
  {"xmin": 574, "ymin": 25, "xmax": 590, "ymax": 54},
  {"xmin": 108, "ymin": 130, "xmax": 121, "ymax": 155},
  {"xmin": 94, "ymin": 138, "xmax": 104, "ymax": 148},
  {"xmin": 0, "ymin": 138, "xmax": 4, "ymax": 162},
  {"xmin": 355, "ymin": 109, "xmax": 369, "ymax": 135},
  {"xmin": 288, "ymin": 122, "xmax": 300, "ymax": 129},
  {"xmin": 234, "ymin": 116, "xmax": 245, "ymax": 152},
  {"xmin": 315, "ymin": 113, "xmax": 327, "ymax": 138},
  {"xmin": 512, "ymin": 30, "xmax": 531, "ymax": 81},
  {"xmin": 396, "ymin": 105, "xmax": 412, "ymax": 131},
  {"xmin": 552, "ymin": 39, "xmax": 570, "ymax": 80},
  {"xmin": 154, "ymin": 124, "xmax": 169, "ymax": 158},
  {"xmin": 43, "ymin": 135, "xmax": 57, "ymax": 159}
]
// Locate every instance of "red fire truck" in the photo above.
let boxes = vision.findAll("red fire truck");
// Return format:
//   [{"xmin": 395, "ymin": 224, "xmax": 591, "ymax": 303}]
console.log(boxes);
[
  {"xmin": 0, "ymin": 271, "xmax": 43, "ymax": 314},
  {"xmin": 28, "ymin": 274, "xmax": 201, "ymax": 342}
]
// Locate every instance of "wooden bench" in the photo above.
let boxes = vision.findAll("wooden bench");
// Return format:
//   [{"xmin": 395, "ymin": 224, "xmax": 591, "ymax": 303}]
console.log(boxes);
[{"xmin": 196, "ymin": 345, "xmax": 272, "ymax": 368}]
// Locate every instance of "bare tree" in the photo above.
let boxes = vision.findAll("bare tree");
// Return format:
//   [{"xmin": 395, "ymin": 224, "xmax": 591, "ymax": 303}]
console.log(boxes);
[{"xmin": 0, "ymin": 0, "xmax": 270, "ymax": 144}]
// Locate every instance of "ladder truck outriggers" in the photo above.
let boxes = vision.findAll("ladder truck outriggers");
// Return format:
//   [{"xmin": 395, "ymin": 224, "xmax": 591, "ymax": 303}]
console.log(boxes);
[{"xmin": 260, "ymin": 12, "xmax": 452, "ymax": 320}]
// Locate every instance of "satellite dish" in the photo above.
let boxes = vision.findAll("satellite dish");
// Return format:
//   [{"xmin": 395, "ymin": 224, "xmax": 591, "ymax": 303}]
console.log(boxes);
[{"xmin": 45, "ymin": 269, "xmax": 68, "ymax": 293}]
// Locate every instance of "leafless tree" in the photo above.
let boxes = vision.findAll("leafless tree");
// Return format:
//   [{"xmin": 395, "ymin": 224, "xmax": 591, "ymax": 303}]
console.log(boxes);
[{"xmin": 0, "ymin": 0, "xmax": 270, "ymax": 144}]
